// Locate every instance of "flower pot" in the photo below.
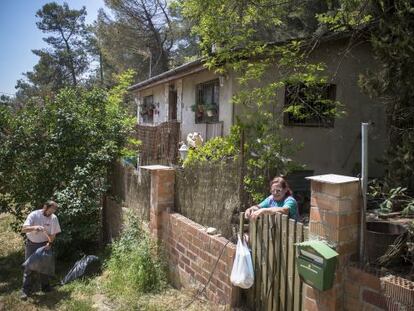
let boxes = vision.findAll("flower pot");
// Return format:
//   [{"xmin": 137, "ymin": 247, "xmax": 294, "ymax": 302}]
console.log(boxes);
[{"xmin": 206, "ymin": 110, "xmax": 214, "ymax": 117}]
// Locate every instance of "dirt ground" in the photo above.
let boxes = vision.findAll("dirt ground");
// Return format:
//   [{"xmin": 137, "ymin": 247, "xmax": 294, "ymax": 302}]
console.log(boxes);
[{"xmin": 0, "ymin": 213, "xmax": 229, "ymax": 311}]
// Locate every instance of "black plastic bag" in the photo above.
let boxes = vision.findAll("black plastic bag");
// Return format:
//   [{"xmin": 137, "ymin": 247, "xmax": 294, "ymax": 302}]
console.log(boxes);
[
  {"xmin": 61, "ymin": 255, "xmax": 100, "ymax": 285},
  {"xmin": 22, "ymin": 246, "xmax": 55, "ymax": 276}
]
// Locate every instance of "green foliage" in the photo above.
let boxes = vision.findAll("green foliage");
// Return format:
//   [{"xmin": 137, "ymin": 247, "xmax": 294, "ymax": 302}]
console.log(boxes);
[
  {"xmin": 379, "ymin": 187, "xmax": 407, "ymax": 213},
  {"xmin": 316, "ymin": 0, "xmax": 372, "ymax": 31},
  {"xmin": 183, "ymin": 126, "xmax": 241, "ymax": 166},
  {"xmin": 359, "ymin": 0, "xmax": 414, "ymax": 191},
  {"xmin": 241, "ymin": 118, "xmax": 303, "ymax": 203},
  {"xmin": 180, "ymin": 1, "xmax": 343, "ymax": 202},
  {"xmin": 320, "ymin": 0, "xmax": 414, "ymax": 191},
  {"xmin": 95, "ymin": 0, "xmax": 198, "ymax": 83},
  {"xmin": 368, "ymin": 180, "xmax": 414, "ymax": 215},
  {"xmin": 16, "ymin": 2, "xmax": 89, "ymax": 101},
  {"xmin": 104, "ymin": 212, "xmax": 166, "ymax": 299},
  {"xmin": 0, "ymin": 71, "xmax": 136, "ymax": 254},
  {"xmin": 180, "ymin": 0, "xmax": 329, "ymax": 60}
]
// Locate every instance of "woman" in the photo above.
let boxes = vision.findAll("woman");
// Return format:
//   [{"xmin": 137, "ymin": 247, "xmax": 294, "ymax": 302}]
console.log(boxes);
[{"xmin": 244, "ymin": 177, "xmax": 298, "ymax": 221}]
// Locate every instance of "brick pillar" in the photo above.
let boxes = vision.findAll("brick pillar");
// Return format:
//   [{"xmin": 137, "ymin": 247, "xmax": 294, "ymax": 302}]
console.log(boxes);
[
  {"xmin": 304, "ymin": 174, "xmax": 361, "ymax": 311},
  {"xmin": 141, "ymin": 165, "xmax": 175, "ymax": 241}
]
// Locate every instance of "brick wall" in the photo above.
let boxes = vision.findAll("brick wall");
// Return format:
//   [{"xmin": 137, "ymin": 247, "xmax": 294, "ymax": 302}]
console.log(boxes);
[
  {"xmin": 303, "ymin": 174, "xmax": 414, "ymax": 311},
  {"xmin": 345, "ymin": 266, "xmax": 413, "ymax": 311},
  {"xmin": 161, "ymin": 212, "xmax": 239, "ymax": 306},
  {"xmin": 142, "ymin": 165, "xmax": 240, "ymax": 307},
  {"xmin": 304, "ymin": 175, "xmax": 361, "ymax": 311}
]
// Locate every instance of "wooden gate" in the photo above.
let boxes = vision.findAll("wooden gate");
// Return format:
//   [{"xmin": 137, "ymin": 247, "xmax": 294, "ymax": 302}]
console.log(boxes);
[{"xmin": 240, "ymin": 213, "xmax": 309, "ymax": 311}]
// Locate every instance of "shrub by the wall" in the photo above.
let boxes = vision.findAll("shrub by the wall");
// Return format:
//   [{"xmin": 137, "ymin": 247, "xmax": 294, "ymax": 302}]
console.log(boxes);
[{"xmin": 104, "ymin": 212, "xmax": 166, "ymax": 301}]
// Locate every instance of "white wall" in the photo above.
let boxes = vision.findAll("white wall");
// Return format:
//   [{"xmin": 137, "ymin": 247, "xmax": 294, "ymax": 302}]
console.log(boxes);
[
  {"xmin": 180, "ymin": 70, "xmax": 233, "ymax": 140},
  {"xmin": 136, "ymin": 84, "xmax": 165, "ymax": 125},
  {"xmin": 134, "ymin": 69, "xmax": 234, "ymax": 141}
]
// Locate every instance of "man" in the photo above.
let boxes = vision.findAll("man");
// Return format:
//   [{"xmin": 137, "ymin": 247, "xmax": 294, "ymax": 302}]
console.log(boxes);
[{"xmin": 21, "ymin": 200, "xmax": 61, "ymax": 299}]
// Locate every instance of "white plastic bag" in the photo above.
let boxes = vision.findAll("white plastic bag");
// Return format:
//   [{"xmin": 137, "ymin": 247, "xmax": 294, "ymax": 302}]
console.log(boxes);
[{"xmin": 230, "ymin": 236, "xmax": 254, "ymax": 289}]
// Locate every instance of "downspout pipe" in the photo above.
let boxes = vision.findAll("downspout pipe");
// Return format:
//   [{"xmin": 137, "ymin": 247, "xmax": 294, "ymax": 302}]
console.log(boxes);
[{"xmin": 360, "ymin": 122, "xmax": 369, "ymax": 263}]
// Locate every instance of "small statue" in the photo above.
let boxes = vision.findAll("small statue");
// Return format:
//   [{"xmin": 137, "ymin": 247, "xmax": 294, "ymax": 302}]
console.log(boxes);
[{"xmin": 186, "ymin": 132, "xmax": 204, "ymax": 148}]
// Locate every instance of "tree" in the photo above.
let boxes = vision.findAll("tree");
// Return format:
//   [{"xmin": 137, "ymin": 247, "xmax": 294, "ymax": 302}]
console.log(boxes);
[
  {"xmin": 95, "ymin": 0, "xmax": 199, "ymax": 83},
  {"xmin": 0, "ymin": 95, "xmax": 12, "ymax": 106},
  {"xmin": 35, "ymin": 2, "xmax": 88, "ymax": 86},
  {"xmin": 0, "ymin": 71, "xmax": 138, "ymax": 254},
  {"xmin": 180, "ymin": 0, "xmax": 342, "ymax": 201},
  {"xmin": 319, "ymin": 0, "xmax": 414, "ymax": 191},
  {"xmin": 360, "ymin": 0, "xmax": 414, "ymax": 191},
  {"xmin": 16, "ymin": 2, "xmax": 89, "ymax": 101},
  {"xmin": 97, "ymin": 0, "xmax": 174, "ymax": 80},
  {"xmin": 95, "ymin": 9, "xmax": 150, "ymax": 84}
]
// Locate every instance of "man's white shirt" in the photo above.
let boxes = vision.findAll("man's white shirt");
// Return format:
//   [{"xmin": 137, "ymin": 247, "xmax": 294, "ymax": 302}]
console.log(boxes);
[{"xmin": 23, "ymin": 209, "xmax": 61, "ymax": 243}]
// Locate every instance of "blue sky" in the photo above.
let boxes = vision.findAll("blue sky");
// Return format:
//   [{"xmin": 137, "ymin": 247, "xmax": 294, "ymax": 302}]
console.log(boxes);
[{"xmin": 0, "ymin": 0, "xmax": 105, "ymax": 96}]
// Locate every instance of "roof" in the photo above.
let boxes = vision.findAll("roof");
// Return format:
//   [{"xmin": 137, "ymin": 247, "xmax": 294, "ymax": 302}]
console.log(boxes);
[
  {"xmin": 128, "ymin": 58, "xmax": 204, "ymax": 91},
  {"xmin": 128, "ymin": 28, "xmax": 369, "ymax": 92}
]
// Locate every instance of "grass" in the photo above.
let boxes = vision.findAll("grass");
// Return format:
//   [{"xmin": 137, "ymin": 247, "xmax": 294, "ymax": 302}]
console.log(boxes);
[{"xmin": 0, "ymin": 213, "xmax": 224, "ymax": 311}]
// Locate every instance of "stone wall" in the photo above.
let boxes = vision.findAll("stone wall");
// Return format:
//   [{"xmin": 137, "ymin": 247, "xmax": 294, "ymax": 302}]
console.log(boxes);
[
  {"xmin": 103, "ymin": 162, "xmax": 151, "ymax": 242},
  {"xmin": 175, "ymin": 160, "xmax": 242, "ymax": 238},
  {"xmin": 109, "ymin": 161, "xmax": 151, "ymax": 221}
]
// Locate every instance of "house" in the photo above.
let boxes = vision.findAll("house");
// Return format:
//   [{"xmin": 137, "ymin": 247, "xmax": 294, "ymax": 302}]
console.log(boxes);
[{"xmin": 128, "ymin": 33, "xmax": 387, "ymax": 178}]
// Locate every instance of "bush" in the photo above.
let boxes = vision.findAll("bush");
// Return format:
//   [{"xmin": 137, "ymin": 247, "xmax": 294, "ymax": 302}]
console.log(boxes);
[
  {"xmin": 0, "ymin": 70, "xmax": 138, "ymax": 254},
  {"xmin": 104, "ymin": 212, "xmax": 166, "ymax": 301},
  {"xmin": 183, "ymin": 126, "xmax": 240, "ymax": 167},
  {"xmin": 183, "ymin": 123, "xmax": 302, "ymax": 204}
]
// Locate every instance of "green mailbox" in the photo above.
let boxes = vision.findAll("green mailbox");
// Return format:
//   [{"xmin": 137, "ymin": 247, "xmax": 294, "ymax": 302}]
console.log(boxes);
[{"xmin": 296, "ymin": 240, "xmax": 339, "ymax": 291}]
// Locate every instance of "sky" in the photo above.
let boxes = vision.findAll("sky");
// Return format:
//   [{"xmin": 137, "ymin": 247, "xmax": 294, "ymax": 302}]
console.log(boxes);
[{"xmin": 0, "ymin": 0, "xmax": 105, "ymax": 96}]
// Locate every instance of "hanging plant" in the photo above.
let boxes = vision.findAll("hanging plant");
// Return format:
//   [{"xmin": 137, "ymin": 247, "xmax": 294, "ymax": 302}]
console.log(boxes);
[{"xmin": 191, "ymin": 103, "xmax": 205, "ymax": 120}]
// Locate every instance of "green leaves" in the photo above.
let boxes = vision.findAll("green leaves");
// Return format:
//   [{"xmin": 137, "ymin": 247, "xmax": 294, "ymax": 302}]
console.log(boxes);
[
  {"xmin": 183, "ymin": 126, "xmax": 241, "ymax": 167},
  {"xmin": 104, "ymin": 212, "xmax": 166, "ymax": 297},
  {"xmin": 369, "ymin": 180, "xmax": 414, "ymax": 215},
  {"xmin": 0, "ymin": 72, "xmax": 136, "ymax": 255},
  {"xmin": 179, "ymin": 0, "xmax": 342, "ymax": 203},
  {"xmin": 358, "ymin": 0, "xmax": 414, "ymax": 191}
]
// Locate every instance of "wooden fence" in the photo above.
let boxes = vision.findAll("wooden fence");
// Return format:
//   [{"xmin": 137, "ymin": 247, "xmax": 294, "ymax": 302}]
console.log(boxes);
[{"xmin": 240, "ymin": 213, "xmax": 309, "ymax": 311}]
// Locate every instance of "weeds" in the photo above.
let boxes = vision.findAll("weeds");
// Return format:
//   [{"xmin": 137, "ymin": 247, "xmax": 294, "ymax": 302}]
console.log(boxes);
[
  {"xmin": 103, "ymin": 212, "xmax": 167, "ymax": 304},
  {"xmin": 0, "ymin": 212, "xmax": 218, "ymax": 310}
]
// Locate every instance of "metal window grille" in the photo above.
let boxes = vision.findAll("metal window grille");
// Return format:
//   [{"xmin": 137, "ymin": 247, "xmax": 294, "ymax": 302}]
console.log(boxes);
[
  {"xmin": 195, "ymin": 79, "xmax": 220, "ymax": 124},
  {"xmin": 283, "ymin": 83, "xmax": 336, "ymax": 128}
]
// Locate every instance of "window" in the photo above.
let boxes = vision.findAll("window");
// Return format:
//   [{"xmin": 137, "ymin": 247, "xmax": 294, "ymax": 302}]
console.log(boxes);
[
  {"xmin": 283, "ymin": 83, "xmax": 336, "ymax": 127},
  {"xmin": 193, "ymin": 79, "xmax": 219, "ymax": 123},
  {"xmin": 140, "ymin": 95, "xmax": 155, "ymax": 124}
]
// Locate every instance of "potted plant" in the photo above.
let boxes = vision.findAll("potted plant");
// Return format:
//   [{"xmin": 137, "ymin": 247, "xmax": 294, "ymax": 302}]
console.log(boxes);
[
  {"xmin": 140, "ymin": 102, "xmax": 156, "ymax": 117},
  {"xmin": 204, "ymin": 103, "xmax": 217, "ymax": 117},
  {"xmin": 191, "ymin": 104, "xmax": 204, "ymax": 119}
]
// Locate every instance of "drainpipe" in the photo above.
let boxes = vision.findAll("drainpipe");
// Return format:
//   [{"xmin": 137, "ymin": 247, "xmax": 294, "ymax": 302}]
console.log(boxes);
[{"xmin": 360, "ymin": 122, "xmax": 369, "ymax": 263}]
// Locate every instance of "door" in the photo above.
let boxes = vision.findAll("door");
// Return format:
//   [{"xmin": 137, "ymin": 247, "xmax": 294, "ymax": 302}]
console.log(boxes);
[{"xmin": 168, "ymin": 90, "xmax": 177, "ymax": 121}]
